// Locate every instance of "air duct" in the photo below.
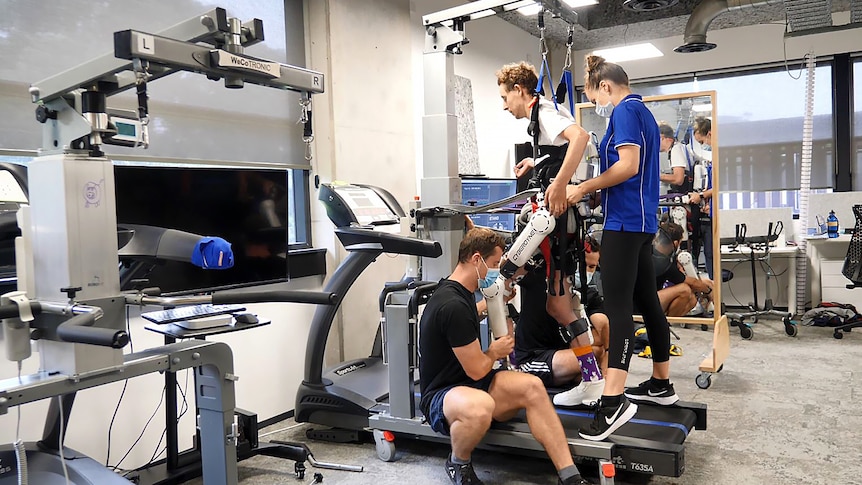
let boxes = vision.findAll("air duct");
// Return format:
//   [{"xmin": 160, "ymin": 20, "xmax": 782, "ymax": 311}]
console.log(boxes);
[
  {"xmin": 675, "ymin": 0, "xmax": 782, "ymax": 53},
  {"xmin": 623, "ymin": 0, "xmax": 679, "ymax": 12}
]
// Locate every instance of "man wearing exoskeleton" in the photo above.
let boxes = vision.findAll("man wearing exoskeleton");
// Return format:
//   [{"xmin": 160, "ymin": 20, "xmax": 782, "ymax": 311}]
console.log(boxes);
[{"xmin": 496, "ymin": 62, "xmax": 605, "ymax": 406}]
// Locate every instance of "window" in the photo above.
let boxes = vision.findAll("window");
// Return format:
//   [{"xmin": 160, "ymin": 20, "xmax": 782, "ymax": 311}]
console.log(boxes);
[
  {"xmin": 635, "ymin": 64, "xmax": 835, "ymax": 213},
  {"xmin": 0, "ymin": 1, "xmax": 313, "ymax": 248}
]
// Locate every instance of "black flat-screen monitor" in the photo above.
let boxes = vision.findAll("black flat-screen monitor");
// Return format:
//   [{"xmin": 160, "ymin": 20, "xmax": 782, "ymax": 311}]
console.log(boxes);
[
  {"xmin": 114, "ymin": 164, "xmax": 290, "ymax": 294},
  {"xmin": 461, "ymin": 178, "xmax": 518, "ymax": 232}
]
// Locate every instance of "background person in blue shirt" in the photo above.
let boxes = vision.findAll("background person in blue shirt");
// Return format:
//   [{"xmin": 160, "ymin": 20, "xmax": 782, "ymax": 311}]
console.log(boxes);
[{"xmin": 565, "ymin": 55, "xmax": 680, "ymax": 441}]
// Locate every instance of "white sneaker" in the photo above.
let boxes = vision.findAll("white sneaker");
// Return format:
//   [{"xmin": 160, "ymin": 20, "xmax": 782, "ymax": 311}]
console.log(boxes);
[
  {"xmin": 687, "ymin": 301, "xmax": 705, "ymax": 316},
  {"xmin": 553, "ymin": 379, "xmax": 605, "ymax": 407}
]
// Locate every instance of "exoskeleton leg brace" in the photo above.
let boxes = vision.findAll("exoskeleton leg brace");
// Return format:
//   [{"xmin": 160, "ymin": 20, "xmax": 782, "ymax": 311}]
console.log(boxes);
[
  {"xmin": 563, "ymin": 282, "xmax": 594, "ymax": 346},
  {"xmin": 500, "ymin": 206, "xmax": 555, "ymax": 280},
  {"xmin": 677, "ymin": 250, "xmax": 699, "ymax": 279},
  {"xmin": 480, "ymin": 275, "xmax": 510, "ymax": 339}
]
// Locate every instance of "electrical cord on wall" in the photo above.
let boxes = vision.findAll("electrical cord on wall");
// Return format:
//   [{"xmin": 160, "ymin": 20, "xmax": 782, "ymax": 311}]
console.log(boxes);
[
  {"xmin": 147, "ymin": 369, "xmax": 191, "ymax": 465},
  {"xmin": 725, "ymin": 261, "xmax": 747, "ymax": 308},
  {"xmin": 107, "ymin": 307, "xmax": 135, "ymax": 470},
  {"xmin": 58, "ymin": 396, "xmax": 70, "ymax": 484},
  {"xmin": 782, "ymin": 15, "xmax": 805, "ymax": 80},
  {"xmin": 113, "ymin": 385, "xmax": 167, "ymax": 473},
  {"xmin": 758, "ymin": 259, "xmax": 788, "ymax": 306},
  {"xmin": 14, "ymin": 361, "xmax": 28, "ymax": 485}
]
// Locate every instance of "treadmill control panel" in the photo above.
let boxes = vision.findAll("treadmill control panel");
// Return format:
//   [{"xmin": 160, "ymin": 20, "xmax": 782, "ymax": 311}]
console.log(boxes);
[{"xmin": 319, "ymin": 183, "xmax": 401, "ymax": 228}]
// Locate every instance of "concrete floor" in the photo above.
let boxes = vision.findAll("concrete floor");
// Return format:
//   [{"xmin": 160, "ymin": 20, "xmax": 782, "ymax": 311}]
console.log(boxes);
[{"xmin": 184, "ymin": 322, "xmax": 862, "ymax": 485}]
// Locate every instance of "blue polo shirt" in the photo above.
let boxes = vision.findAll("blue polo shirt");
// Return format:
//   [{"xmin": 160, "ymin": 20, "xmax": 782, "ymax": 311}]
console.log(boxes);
[{"xmin": 598, "ymin": 94, "xmax": 660, "ymax": 234}]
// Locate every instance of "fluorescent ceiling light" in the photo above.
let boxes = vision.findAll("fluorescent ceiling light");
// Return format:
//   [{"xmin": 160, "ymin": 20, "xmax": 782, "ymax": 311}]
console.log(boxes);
[
  {"xmin": 517, "ymin": 4, "xmax": 543, "ymax": 15},
  {"xmin": 504, "ymin": 1, "xmax": 538, "ymax": 11},
  {"xmin": 563, "ymin": 0, "xmax": 599, "ymax": 7},
  {"xmin": 592, "ymin": 43, "xmax": 663, "ymax": 63},
  {"xmin": 691, "ymin": 103, "xmax": 713, "ymax": 112},
  {"xmin": 470, "ymin": 9, "xmax": 497, "ymax": 20}
]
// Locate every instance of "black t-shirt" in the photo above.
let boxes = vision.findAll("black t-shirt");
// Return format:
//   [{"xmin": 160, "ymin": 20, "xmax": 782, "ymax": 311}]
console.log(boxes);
[
  {"xmin": 657, "ymin": 258, "xmax": 686, "ymax": 288},
  {"xmin": 419, "ymin": 279, "xmax": 484, "ymax": 413}
]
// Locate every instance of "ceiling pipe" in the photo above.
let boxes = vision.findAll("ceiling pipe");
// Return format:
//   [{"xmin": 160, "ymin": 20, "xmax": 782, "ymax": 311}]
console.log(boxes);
[{"xmin": 675, "ymin": 0, "xmax": 783, "ymax": 53}]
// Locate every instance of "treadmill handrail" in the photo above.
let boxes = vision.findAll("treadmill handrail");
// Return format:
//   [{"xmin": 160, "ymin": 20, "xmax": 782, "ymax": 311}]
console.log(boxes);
[
  {"xmin": 335, "ymin": 227, "xmax": 442, "ymax": 258},
  {"xmin": 409, "ymin": 282, "xmax": 439, "ymax": 318}
]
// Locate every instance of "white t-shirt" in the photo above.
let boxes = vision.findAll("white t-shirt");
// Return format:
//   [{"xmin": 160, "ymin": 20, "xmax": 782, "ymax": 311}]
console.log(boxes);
[
  {"xmin": 659, "ymin": 143, "xmax": 696, "ymax": 195},
  {"xmin": 535, "ymin": 97, "xmax": 575, "ymax": 147}
]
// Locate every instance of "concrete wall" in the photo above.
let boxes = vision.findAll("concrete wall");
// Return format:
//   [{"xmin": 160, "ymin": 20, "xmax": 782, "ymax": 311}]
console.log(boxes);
[{"xmin": 306, "ymin": 0, "xmax": 417, "ymax": 363}]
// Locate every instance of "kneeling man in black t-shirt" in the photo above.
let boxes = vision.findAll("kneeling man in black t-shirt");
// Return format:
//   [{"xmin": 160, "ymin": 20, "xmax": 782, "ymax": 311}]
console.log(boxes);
[{"xmin": 419, "ymin": 227, "xmax": 589, "ymax": 485}]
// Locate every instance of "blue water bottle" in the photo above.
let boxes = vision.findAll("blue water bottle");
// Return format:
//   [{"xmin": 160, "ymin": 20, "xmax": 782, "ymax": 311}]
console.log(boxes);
[{"xmin": 827, "ymin": 210, "xmax": 839, "ymax": 238}]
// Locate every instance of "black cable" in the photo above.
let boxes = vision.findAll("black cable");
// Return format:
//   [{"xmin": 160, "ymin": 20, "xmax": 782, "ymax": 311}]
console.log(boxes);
[
  {"xmin": 759, "ymin": 259, "xmax": 788, "ymax": 278},
  {"xmin": 147, "ymin": 369, "xmax": 191, "ymax": 465},
  {"xmin": 782, "ymin": 14, "xmax": 804, "ymax": 80},
  {"xmin": 107, "ymin": 306, "xmax": 135, "ymax": 468},
  {"xmin": 724, "ymin": 261, "xmax": 747, "ymax": 308},
  {"xmin": 148, "ymin": 429, "xmax": 167, "ymax": 465},
  {"xmin": 757, "ymin": 259, "xmax": 789, "ymax": 307},
  {"xmin": 113, "ymin": 385, "xmax": 167, "ymax": 472}
]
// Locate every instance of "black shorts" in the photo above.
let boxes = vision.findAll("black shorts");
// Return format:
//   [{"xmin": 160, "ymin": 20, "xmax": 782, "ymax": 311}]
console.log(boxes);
[
  {"xmin": 423, "ymin": 369, "xmax": 501, "ymax": 436},
  {"xmin": 517, "ymin": 349, "xmax": 559, "ymax": 387}
]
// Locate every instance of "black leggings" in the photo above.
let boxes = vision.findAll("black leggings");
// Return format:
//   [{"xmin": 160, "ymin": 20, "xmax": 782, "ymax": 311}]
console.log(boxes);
[{"xmin": 602, "ymin": 230, "xmax": 671, "ymax": 370}]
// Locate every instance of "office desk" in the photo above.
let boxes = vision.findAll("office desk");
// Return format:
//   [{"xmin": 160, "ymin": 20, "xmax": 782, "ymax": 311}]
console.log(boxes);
[
  {"xmin": 806, "ymin": 234, "xmax": 862, "ymax": 308},
  {"xmin": 720, "ymin": 244, "xmax": 799, "ymax": 312}
]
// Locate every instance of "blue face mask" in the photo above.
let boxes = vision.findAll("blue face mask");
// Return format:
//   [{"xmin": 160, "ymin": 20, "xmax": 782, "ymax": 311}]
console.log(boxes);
[
  {"xmin": 595, "ymin": 100, "xmax": 614, "ymax": 118},
  {"xmin": 593, "ymin": 88, "xmax": 614, "ymax": 118},
  {"xmin": 477, "ymin": 258, "xmax": 501, "ymax": 289}
]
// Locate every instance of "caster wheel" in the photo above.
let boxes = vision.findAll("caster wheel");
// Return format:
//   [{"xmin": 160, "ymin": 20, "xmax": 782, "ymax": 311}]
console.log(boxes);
[
  {"xmin": 295, "ymin": 462, "xmax": 306, "ymax": 480},
  {"xmin": 717, "ymin": 364, "xmax": 724, "ymax": 373},
  {"xmin": 730, "ymin": 319, "xmax": 739, "ymax": 327},
  {"xmin": 695, "ymin": 373, "xmax": 712, "ymax": 389},
  {"xmin": 701, "ymin": 324, "xmax": 709, "ymax": 331},
  {"xmin": 681, "ymin": 324, "xmax": 689, "ymax": 329},
  {"xmin": 739, "ymin": 324, "xmax": 753, "ymax": 340},
  {"xmin": 834, "ymin": 331, "xmax": 843, "ymax": 339},
  {"xmin": 784, "ymin": 322, "xmax": 798, "ymax": 337},
  {"xmin": 374, "ymin": 429, "xmax": 397, "ymax": 462}
]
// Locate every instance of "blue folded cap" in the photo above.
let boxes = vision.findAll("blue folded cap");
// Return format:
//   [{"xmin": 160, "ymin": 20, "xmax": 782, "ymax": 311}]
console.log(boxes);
[{"xmin": 191, "ymin": 237, "xmax": 234, "ymax": 269}]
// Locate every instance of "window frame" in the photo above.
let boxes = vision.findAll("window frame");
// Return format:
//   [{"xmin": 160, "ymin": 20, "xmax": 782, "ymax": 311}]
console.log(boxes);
[{"xmin": 629, "ymin": 57, "xmax": 856, "ymax": 192}]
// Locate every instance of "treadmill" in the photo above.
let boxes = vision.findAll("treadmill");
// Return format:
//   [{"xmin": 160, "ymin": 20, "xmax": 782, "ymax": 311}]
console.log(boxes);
[
  {"xmin": 295, "ymin": 183, "xmax": 442, "ymax": 432},
  {"xmin": 296, "ymin": 183, "xmax": 706, "ymax": 481}
]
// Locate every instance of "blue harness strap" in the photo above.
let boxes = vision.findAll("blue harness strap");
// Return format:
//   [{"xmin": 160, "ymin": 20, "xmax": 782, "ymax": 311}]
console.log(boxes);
[
  {"xmin": 556, "ymin": 69, "xmax": 574, "ymax": 115},
  {"xmin": 536, "ymin": 57, "xmax": 558, "ymax": 110}
]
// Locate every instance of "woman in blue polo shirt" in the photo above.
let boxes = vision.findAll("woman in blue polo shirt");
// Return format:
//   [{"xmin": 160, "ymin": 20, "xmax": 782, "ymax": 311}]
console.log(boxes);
[{"xmin": 566, "ymin": 55, "xmax": 679, "ymax": 441}]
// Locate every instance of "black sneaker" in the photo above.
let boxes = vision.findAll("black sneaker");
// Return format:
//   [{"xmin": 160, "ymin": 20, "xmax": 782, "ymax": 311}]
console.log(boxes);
[
  {"xmin": 624, "ymin": 379, "xmax": 680, "ymax": 406},
  {"xmin": 445, "ymin": 457, "xmax": 484, "ymax": 485},
  {"xmin": 578, "ymin": 396, "xmax": 638, "ymax": 441},
  {"xmin": 559, "ymin": 475, "xmax": 594, "ymax": 485}
]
